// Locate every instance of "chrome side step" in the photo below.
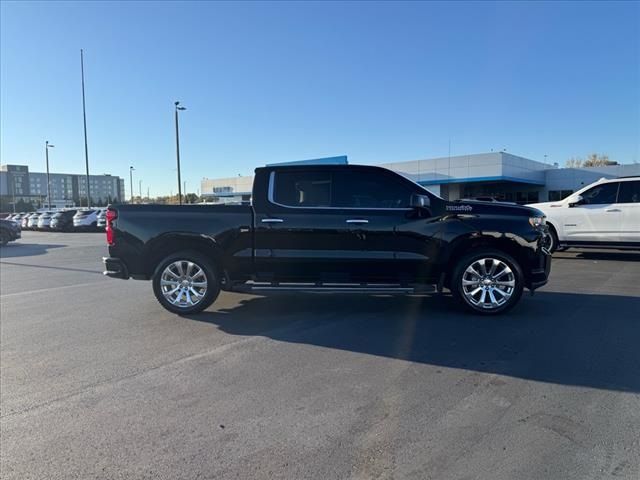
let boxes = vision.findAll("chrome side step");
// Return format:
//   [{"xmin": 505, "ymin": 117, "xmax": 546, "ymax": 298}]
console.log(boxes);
[{"xmin": 231, "ymin": 281, "xmax": 437, "ymax": 295}]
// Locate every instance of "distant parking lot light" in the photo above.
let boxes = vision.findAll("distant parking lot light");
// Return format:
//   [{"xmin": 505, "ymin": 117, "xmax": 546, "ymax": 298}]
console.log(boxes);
[
  {"xmin": 45, "ymin": 141, "xmax": 55, "ymax": 209},
  {"xmin": 175, "ymin": 101, "xmax": 186, "ymax": 205}
]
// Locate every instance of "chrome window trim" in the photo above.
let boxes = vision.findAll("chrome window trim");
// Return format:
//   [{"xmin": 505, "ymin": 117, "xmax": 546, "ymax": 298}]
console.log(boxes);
[{"xmin": 267, "ymin": 170, "xmax": 413, "ymax": 212}]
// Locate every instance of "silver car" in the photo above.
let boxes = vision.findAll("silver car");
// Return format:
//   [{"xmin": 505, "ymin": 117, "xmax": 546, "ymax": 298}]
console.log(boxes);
[
  {"xmin": 27, "ymin": 213, "xmax": 42, "ymax": 229},
  {"xmin": 37, "ymin": 211, "xmax": 56, "ymax": 230},
  {"xmin": 96, "ymin": 209, "xmax": 107, "ymax": 229}
]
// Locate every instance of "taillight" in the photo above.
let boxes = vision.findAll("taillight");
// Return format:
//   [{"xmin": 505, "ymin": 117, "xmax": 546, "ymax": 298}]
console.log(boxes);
[{"xmin": 106, "ymin": 209, "xmax": 117, "ymax": 246}]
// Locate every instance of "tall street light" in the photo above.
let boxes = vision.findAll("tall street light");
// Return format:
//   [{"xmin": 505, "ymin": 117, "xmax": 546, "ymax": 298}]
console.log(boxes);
[
  {"xmin": 129, "ymin": 166, "xmax": 135, "ymax": 203},
  {"xmin": 80, "ymin": 49, "xmax": 91, "ymax": 208},
  {"xmin": 174, "ymin": 101, "xmax": 186, "ymax": 205},
  {"xmin": 45, "ymin": 141, "xmax": 55, "ymax": 208}
]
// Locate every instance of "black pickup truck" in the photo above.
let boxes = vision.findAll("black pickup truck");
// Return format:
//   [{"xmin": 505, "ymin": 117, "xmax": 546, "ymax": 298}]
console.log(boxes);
[{"xmin": 103, "ymin": 164, "xmax": 551, "ymax": 315}]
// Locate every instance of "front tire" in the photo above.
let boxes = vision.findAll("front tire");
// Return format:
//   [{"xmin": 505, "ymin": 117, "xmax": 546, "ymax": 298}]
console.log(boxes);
[
  {"xmin": 451, "ymin": 249, "xmax": 524, "ymax": 315},
  {"xmin": 546, "ymin": 223, "xmax": 568, "ymax": 253},
  {"xmin": 152, "ymin": 251, "xmax": 220, "ymax": 315}
]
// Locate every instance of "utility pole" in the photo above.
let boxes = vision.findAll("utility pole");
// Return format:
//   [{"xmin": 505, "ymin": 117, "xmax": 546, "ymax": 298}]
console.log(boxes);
[
  {"xmin": 80, "ymin": 49, "xmax": 91, "ymax": 208},
  {"xmin": 11, "ymin": 180, "xmax": 16, "ymax": 213},
  {"xmin": 45, "ymin": 141, "xmax": 55, "ymax": 209},
  {"xmin": 139, "ymin": 179, "xmax": 142, "ymax": 200},
  {"xmin": 183, "ymin": 180, "xmax": 187, "ymax": 203},
  {"xmin": 129, "ymin": 166, "xmax": 135, "ymax": 203},
  {"xmin": 174, "ymin": 101, "xmax": 186, "ymax": 205}
]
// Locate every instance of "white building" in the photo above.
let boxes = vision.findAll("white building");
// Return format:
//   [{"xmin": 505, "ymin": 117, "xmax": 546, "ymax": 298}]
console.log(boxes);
[
  {"xmin": 200, "ymin": 152, "xmax": 640, "ymax": 204},
  {"xmin": 1, "ymin": 164, "xmax": 125, "ymax": 208}
]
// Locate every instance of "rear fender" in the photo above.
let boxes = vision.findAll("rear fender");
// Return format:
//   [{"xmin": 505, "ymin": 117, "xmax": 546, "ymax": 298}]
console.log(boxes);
[{"xmin": 144, "ymin": 232, "xmax": 224, "ymax": 277}]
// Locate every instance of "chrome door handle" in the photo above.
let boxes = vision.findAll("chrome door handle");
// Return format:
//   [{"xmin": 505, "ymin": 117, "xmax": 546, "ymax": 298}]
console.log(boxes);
[
  {"xmin": 346, "ymin": 219, "xmax": 369, "ymax": 224},
  {"xmin": 261, "ymin": 218, "xmax": 284, "ymax": 223},
  {"xmin": 605, "ymin": 209, "xmax": 621, "ymax": 212}
]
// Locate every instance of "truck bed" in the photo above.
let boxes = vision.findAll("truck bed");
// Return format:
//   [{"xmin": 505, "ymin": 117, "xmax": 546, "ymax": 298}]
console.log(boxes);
[{"xmin": 108, "ymin": 204, "xmax": 254, "ymax": 279}]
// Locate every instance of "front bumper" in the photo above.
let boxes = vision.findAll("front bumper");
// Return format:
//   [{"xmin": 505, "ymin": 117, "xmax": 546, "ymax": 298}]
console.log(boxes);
[
  {"xmin": 528, "ymin": 251, "xmax": 551, "ymax": 290},
  {"xmin": 102, "ymin": 257, "xmax": 129, "ymax": 279}
]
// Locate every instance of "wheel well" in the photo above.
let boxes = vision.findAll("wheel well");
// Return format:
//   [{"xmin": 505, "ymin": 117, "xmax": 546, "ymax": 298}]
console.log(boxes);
[
  {"xmin": 443, "ymin": 236, "xmax": 529, "ymax": 288},
  {"xmin": 145, "ymin": 235, "xmax": 222, "ymax": 277}
]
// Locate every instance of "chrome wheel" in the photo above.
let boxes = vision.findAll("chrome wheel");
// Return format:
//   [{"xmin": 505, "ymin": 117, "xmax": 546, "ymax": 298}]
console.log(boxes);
[
  {"xmin": 160, "ymin": 260, "xmax": 208, "ymax": 308},
  {"xmin": 461, "ymin": 258, "xmax": 516, "ymax": 310}
]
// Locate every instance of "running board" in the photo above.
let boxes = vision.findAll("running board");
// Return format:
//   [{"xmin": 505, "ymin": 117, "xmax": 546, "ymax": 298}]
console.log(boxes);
[
  {"xmin": 560, "ymin": 243, "xmax": 640, "ymax": 251},
  {"xmin": 231, "ymin": 281, "xmax": 437, "ymax": 295}
]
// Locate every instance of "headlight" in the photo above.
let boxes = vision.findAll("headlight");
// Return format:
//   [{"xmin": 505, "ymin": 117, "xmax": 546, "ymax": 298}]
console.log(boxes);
[{"xmin": 529, "ymin": 216, "xmax": 546, "ymax": 228}]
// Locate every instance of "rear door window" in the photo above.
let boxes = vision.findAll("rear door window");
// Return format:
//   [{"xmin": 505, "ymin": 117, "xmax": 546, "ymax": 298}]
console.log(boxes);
[
  {"xmin": 617, "ymin": 181, "xmax": 640, "ymax": 203},
  {"xmin": 273, "ymin": 171, "xmax": 332, "ymax": 207}
]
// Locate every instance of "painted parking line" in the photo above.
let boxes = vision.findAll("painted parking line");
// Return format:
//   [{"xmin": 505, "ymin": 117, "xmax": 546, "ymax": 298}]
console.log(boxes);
[{"xmin": 0, "ymin": 280, "xmax": 110, "ymax": 299}]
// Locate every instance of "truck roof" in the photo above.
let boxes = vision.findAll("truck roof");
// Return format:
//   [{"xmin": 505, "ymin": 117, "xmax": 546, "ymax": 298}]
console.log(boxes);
[
  {"xmin": 255, "ymin": 163, "xmax": 389, "ymax": 173},
  {"xmin": 265, "ymin": 155, "xmax": 348, "ymax": 167}
]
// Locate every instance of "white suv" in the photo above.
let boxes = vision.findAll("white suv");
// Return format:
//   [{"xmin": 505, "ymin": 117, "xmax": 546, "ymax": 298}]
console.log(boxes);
[
  {"xmin": 528, "ymin": 177, "xmax": 639, "ymax": 251},
  {"xmin": 73, "ymin": 209, "xmax": 100, "ymax": 230}
]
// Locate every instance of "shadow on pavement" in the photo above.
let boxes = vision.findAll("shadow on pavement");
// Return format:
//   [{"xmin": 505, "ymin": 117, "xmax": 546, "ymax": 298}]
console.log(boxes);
[
  {"xmin": 187, "ymin": 291, "xmax": 640, "ymax": 393},
  {"xmin": 0, "ymin": 243, "xmax": 66, "ymax": 258}
]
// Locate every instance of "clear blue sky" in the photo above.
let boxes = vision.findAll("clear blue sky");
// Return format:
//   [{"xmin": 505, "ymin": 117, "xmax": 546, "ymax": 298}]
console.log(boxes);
[{"xmin": 1, "ymin": 1, "xmax": 639, "ymax": 197}]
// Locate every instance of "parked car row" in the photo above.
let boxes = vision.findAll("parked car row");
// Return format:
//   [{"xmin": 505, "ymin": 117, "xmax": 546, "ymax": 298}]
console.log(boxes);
[{"xmin": 4, "ymin": 208, "xmax": 107, "ymax": 232}]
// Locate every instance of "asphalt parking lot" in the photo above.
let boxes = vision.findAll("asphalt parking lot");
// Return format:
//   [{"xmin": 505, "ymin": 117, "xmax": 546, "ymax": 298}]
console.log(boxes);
[{"xmin": 1, "ymin": 232, "xmax": 639, "ymax": 480}]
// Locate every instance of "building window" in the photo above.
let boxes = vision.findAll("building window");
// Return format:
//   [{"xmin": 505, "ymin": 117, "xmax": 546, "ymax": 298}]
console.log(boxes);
[
  {"xmin": 548, "ymin": 190, "xmax": 573, "ymax": 201},
  {"xmin": 515, "ymin": 191, "xmax": 539, "ymax": 204}
]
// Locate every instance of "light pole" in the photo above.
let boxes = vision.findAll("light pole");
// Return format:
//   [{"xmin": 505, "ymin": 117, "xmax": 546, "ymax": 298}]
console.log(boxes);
[
  {"xmin": 139, "ymin": 179, "xmax": 142, "ymax": 201},
  {"xmin": 129, "ymin": 166, "xmax": 135, "ymax": 203},
  {"xmin": 45, "ymin": 141, "xmax": 55, "ymax": 208},
  {"xmin": 11, "ymin": 180, "xmax": 16, "ymax": 213},
  {"xmin": 80, "ymin": 49, "xmax": 91, "ymax": 208},
  {"xmin": 174, "ymin": 101, "xmax": 186, "ymax": 205}
]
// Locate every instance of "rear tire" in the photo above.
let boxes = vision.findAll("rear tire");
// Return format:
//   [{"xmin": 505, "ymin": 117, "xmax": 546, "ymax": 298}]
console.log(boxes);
[
  {"xmin": 0, "ymin": 232, "xmax": 8, "ymax": 246},
  {"xmin": 451, "ymin": 248, "xmax": 524, "ymax": 315},
  {"xmin": 152, "ymin": 250, "xmax": 220, "ymax": 315}
]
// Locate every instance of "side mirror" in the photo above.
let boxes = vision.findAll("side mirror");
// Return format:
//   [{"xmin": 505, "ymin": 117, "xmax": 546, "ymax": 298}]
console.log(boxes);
[
  {"xmin": 410, "ymin": 194, "xmax": 431, "ymax": 209},
  {"xmin": 567, "ymin": 194, "xmax": 584, "ymax": 207}
]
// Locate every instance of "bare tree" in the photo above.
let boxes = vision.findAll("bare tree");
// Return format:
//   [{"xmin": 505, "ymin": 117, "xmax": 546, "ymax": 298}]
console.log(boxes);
[
  {"xmin": 565, "ymin": 157, "xmax": 583, "ymax": 168},
  {"xmin": 566, "ymin": 153, "xmax": 617, "ymax": 168},
  {"xmin": 583, "ymin": 153, "xmax": 617, "ymax": 167}
]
